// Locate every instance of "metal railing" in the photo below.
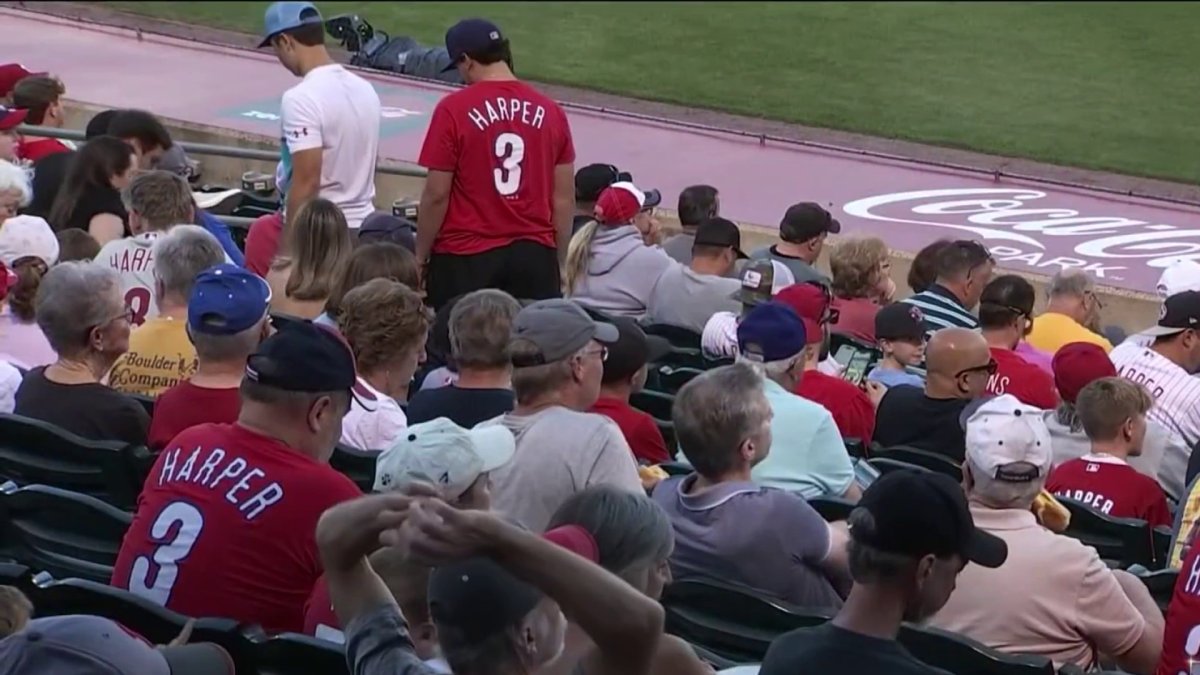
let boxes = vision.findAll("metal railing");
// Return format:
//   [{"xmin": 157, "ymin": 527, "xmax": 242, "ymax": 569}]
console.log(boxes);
[{"xmin": 17, "ymin": 125, "xmax": 428, "ymax": 178}]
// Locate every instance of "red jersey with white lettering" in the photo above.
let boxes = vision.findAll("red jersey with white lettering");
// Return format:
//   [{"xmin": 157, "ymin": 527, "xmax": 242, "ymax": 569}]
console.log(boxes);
[
  {"xmin": 95, "ymin": 232, "xmax": 161, "ymax": 327},
  {"xmin": 985, "ymin": 347, "xmax": 1058, "ymax": 409},
  {"xmin": 1046, "ymin": 454, "xmax": 1170, "ymax": 528},
  {"xmin": 111, "ymin": 423, "xmax": 361, "ymax": 633},
  {"xmin": 418, "ymin": 79, "xmax": 575, "ymax": 256},
  {"xmin": 302, "ymin": 575, "xmax": 343, "ymax": 643},
  {"xmin": 1157, "ymin": 537, "xmax": 1200, "ymax": 675}
]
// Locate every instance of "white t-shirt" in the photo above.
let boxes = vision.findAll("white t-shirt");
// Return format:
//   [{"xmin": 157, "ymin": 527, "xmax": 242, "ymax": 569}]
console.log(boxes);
[
  {"xmin": 340, "ymin": 376, "xmax": 407, "ymax": 451},
  {"xmin": 96, "ymin": 232, "xmax": 161, "ymax": 327},
  {"xmin": 280, "ymin": 63, "xmax": 381, "ymax": 228},
  {"xmin": 1110, "ymin": 341, "xmax": 1200, "ymax": 451}
]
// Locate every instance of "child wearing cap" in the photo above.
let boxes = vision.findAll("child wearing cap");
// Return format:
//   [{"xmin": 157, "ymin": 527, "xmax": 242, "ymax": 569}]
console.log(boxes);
[
  {"xmin": 867, "ymin": 302, "xmax": 926, "ymax": 388},
  {"xmin": 588, "ymin": 317, "xmax": 674, "ymax": 465}
]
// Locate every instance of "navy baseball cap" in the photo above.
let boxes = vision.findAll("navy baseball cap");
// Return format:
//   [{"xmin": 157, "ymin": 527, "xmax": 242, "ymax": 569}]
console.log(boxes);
[
  {"xmin": 737, "ymin": 301, "xmax": 807, "ymax": 362},
  {"xmin": 0, "ymin": 614, "xmax": 234, "ymax": 674},
  {"xmin": 259, "ymin": 1, "xmax": 323, "ymax": 48},
  {"xmin": 429, "ymin": 557, "xmax": 542, "ymax": 643},
  {"xmin": 188, "ymin": 264, "xmax": 271, "ymax": 336},
  {"xmin": 441, "ymin": 18, "xmax": 505, "ymax": 72},
  {"xmin": 246, "ymin": 319, "xmax": 376, "ymax": 409}
]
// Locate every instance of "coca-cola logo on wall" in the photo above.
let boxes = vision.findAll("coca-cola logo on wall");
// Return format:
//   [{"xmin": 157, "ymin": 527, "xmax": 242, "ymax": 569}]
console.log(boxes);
[{"xmin": 841, "ymin": 188, "xmax": 1200, "ymax": 287}]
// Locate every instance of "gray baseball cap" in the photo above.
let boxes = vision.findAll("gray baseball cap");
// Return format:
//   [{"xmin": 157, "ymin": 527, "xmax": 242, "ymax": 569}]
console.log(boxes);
[
  {"xmin": 0, "ymin": 614, "xmax": 234, "ymax": 674},
  {"xmin": 511, "ymin": 299, "xmax": 619, "ymax": 367}
]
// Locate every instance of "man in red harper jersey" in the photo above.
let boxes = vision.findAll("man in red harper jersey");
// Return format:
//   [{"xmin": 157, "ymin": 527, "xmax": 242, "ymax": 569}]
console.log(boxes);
[
  {"xmin": 111, "ymin": 319, "xmax": 364, "ymax": 633},
  {"xmin": 1047, "ymin": 377, "xmax": 1170, "ymax": 527},
  {"xmin": 417, "ymin": 18, "xmax": 576, "ymax": 309}
]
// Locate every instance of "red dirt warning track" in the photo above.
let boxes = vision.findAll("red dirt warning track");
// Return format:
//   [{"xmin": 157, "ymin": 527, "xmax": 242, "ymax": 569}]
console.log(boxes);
[{"xmin": 5, "ymin": 7, "xmax": 1199, "ymax": 294}]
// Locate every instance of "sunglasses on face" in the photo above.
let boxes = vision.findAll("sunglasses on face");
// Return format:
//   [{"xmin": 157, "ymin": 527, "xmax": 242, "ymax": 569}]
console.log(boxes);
[{"xmin": 955, "ymin": 358, "xmax": 998, "ymax": 378}]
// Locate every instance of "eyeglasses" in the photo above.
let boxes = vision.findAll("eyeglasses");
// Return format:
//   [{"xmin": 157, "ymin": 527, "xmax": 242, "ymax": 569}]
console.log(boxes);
[
  {"xmin": 579, "ymin": 346, "xmax": 609, "ymax": 363},
  {"xmin": 955, "ymin": 358, "xmax": 998, "ymax": 378}
]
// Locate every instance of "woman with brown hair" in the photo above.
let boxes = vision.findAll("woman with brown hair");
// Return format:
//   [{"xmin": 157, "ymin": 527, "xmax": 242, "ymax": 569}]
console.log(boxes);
[
  {"xmin": 266, "ymin": 198, "xmax": 354, "ymax": 320},
  {"xmin": 318, "ymin": 241, "xmax": 419, "ymax": 327},
  {"xmin": 828, "ymin": 235, "xmax": 894, "ymax": 344},
  {"xmin": 337, "ymin": 278, "xmax": 432, "ymax": 451},
  {"xmin": 46, "ymin": 135, "xmax": 137, "ymax": 246}
]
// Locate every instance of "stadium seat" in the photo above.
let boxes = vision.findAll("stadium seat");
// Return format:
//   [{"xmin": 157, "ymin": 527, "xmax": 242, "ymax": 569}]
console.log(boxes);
[
  {"xmin": 808, "ymin": 495, "xmax": 855, "ymax": 522},
  {"xmin": 0, "ymin": 414, "xmax": 146, "ymax": 509},
  {"xmin": 1152, "ymin": 525, "xmax": 1172, "ymax": 568},
  {"xmin": 256, "ymin": 633, "xmax": 348, "ymax": 675},
  {"xmin": 0, "ymin": 561, "xmax": 32, "ymax": 591},
  {"xmin": 1137, "ymin": 567, "xmax": 1178, "ymax": 613},
  {"xmin": 329, "ymin": 444, "xmax": 377, "ymax": 493},
  {"xmin": 843, "ymin": 438, "xmax": 867, "ymax": 459},
  {"xmin": 898, "ymin": 623, "xmax": 1056, "ymax": 675},
  {"xmin": 1057, "ymin": 496, "xmax": 1154, "ymax": 568},
  {"xmin": 662, "ymin": 578, "xmax": 831, "ymax": 663},
  {"xmin": 688, "ymin": 642, "xmax": 738, "ymax": 671},
  {"xmin": 0, "ymin": 482, "xmax": 132, "ymax": 584},
  {"xmin": 643, "ymin": 324, "xmax": 703, "ymax": 351},
  {"xmin": 128, "ymin": 394, "xmax": 156, "ymax": 417},
  {"xmin": 631, "ymin": 390, "xmax": 675, "ymax": 421},
  {"xmin": 870, "ymin": 446, "xmax": 962, "ymax": 481},
  {"xmin": 659, "ymin": 462, "xmax": 692, "ymax": 477},
  {"xmin": 867, "ymin": 457, "xmax": 933, "ymax": 476},
  {"xmin": 650, "ymin": 364, "xmax": 704, "ymax": 395}
]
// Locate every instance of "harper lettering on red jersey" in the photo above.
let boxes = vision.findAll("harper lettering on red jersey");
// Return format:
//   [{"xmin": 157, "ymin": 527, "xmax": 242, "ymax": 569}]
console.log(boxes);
[
  {"xmin": 419, "ymin": 79, "xmax": 575, "ymax": 256},
  {"xmin": 111, "ymin": 423, "xmax": 361, "ymax": 633},
  {"xmin": 1046, "ymin": 455, "xmax": 1170, "ymax": 528},
  {"xmin": 984, "ymin": 347, "xmax": 1058, "ymax": 409},
  {"xmin": 1156, "ymin": 542, "xmax": 1200, "ymax": 675}
]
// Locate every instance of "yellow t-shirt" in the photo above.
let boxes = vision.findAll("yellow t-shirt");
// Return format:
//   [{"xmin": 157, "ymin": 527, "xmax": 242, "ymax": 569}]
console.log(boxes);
[
  {"xmin": 1026, "ymin": 312, "xmax": 1113, "ymax": 355},
  {"xmin": 108, "ymin": 316, "xmax": 197, "ymax": 397}
]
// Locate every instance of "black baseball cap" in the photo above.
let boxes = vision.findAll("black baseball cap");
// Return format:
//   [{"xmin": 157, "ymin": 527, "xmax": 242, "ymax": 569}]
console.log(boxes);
[
  {"xmin": 693, "ymin": 217, "xmax": 748, "ymax": 259},
  {"xmin": 442, "ymin": 18, "xmax": 505, "ymax": 72},
  {"xmin": 575, "ymin": 163, "xmax": 632, "ymax": 202},
  {"xmin": 780, "ymin": 202, "xmax": 841, "ymax": 244},
  {"xmin": 851, "ymin": 470, "xmax": 1007, "ymax": 569},
  {"xmin": 875, "ymin": 302, "xmax": 926, "ymax": 341},
  {"xmin": 429, "ymin": 557, "xmax": 543, "ymax": 642},
  {"xmin": 358, "ymin": 212, "xmax": 417, "ymax": 252},
  {"xmin": 600, "ymin": 316, "xmax": 672, "ymax": 384},
  {"xmin": 1144, "ymin": 290, "xmax": 1200, "ymax": 337},
  {"xmin": 246, "ymin": 319, "xmax": 376, "ymax": 409}
]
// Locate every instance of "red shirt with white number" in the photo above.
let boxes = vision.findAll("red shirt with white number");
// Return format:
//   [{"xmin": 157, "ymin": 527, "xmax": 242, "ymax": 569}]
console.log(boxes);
[
  {"xmin": 1157, "ymin": 538, "xmax": 1200, "ymax": 675},
  {"xmin": 418, "ymin": 79, "xmax": 575, "ymax": 256},
  {"xmin": 111, "ymin": 423, "xmax": 361, "ymax": 633},
  {"xmin": 985, "ymin": 347, "xmax": 1058, "ymax": 409},
  {"xmin": 1047, "ymin": 454, "xmax": 1170, "ymax": 528}
]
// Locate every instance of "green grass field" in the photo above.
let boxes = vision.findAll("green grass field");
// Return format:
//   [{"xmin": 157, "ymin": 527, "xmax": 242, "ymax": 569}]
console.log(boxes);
[{"xmin": 105, "ymin": 1, "xmax": 1200, "ymax": 183}]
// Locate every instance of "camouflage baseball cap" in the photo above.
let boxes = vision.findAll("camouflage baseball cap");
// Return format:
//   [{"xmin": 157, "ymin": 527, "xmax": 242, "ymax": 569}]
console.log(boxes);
[{"xmin": 732, "ymin": 259, "xmax": 796, "ymax": 307}]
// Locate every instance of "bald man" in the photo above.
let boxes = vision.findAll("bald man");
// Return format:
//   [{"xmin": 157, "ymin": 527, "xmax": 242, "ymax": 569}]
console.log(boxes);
[{"xmin": 872, "ymin": 327, "xmax": 994, "ymax": 462}]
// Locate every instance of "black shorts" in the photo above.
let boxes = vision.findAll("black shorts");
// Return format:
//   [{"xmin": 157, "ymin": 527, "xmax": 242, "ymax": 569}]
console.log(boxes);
[{"xmin": 426, "ymin": 240, "xmax": 560, "ymax": 310}]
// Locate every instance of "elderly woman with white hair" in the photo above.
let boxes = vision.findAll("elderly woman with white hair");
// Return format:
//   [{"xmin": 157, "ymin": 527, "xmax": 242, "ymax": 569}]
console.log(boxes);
[
  {"xmin": 0, "ymin": 158, "xmax": 31, "ymax": 225},
  {"xmin": 13, "ymin": 261, "xmax": 149, "ymax": 444}
]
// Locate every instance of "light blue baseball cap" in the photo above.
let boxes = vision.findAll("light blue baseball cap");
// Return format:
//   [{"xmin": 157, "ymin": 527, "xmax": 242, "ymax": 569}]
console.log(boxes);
[{"xmin": 259, "ymin": 1, "xmax": 324, "ymax": 48}]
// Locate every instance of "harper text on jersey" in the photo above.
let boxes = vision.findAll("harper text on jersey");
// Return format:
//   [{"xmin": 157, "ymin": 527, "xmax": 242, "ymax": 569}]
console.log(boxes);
[
  {"xmin": 156, "ymin": 445, "xmax": 284, "ymax": 520},
  {"xmin": 467, "ymin": 97, "xmax": 546, "ymax": 132}
]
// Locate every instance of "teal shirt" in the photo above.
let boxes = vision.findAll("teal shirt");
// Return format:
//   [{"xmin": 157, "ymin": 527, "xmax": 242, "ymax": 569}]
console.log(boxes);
[{"xmin": 752, "ymin": 377, "xmax": 855, "ymax": 497}]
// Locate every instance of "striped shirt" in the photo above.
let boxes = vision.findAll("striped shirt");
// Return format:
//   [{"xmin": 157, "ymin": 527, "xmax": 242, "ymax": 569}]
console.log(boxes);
[
  {"xmin": 902, "ymin": 284, "xmax": 979, "ymax": 335},
  {"xmin": 1110, "ymin": 341, "xmax": 1200, "ymax": 451}
]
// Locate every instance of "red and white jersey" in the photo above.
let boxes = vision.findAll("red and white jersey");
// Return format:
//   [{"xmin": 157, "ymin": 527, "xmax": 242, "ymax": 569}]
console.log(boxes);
[
  {"xmin": 1046, "ymin": 454, "xmax": 1171, "ymax": 528},
  {"xmin": 96, "ymin": 232, "xmax": 161, "ymax": 327},
  {"xmin": 419, "ymin": 79, "xmax": 575, "ymax": 256},
  {"xmin": 985, "ymin": 347, "xmax": 1058, "ymax": 410},
  {"xmin": 1110, "ymin": 342, "xmax": 1200, "ymax": 449},
  {"xmin": 111, "ymin": 423, "xmax": 361, "ymax": 633},
  {"xmin": 1157, "ymin": 539, "xmax": 1200, "ymax": 675}
]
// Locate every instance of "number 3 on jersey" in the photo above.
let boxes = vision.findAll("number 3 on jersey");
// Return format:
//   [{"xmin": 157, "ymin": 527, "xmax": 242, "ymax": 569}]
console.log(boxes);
[
  {"xmin": 493, "ymin": 132, "xmax": 525, "ymax": 196},
  {"xmin": 128, "ymin": 501, "xmax": 205, "ymax": 605}
]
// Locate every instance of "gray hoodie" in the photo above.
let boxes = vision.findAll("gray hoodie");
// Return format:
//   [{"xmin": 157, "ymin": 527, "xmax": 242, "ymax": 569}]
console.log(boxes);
[{"xmin": 569, "ymin": 225, "xmax": 677, "ymax": 317}]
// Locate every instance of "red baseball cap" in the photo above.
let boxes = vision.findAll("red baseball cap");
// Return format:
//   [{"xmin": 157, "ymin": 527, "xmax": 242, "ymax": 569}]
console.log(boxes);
[
  {"xmin": 0, "ymin": 64, "xmax": 43, "ymax": 98},
  {"xmin": 0, "ymin": 261, "xmax": 16, "ymax": 302},
  {"xmin": 774, "ymin": 282, "xmax": 833, "ymax": 345},
  {"xmin": 543, "ymin": 524, "xmax": 600, "ymax": 563},
  {"xmin": 1051, "ymin": 342, "xmax": 1116, "ymax": 404},
  {"xmin": 0, "ymin": 106, "xmax": 27, "ymax": 132}
]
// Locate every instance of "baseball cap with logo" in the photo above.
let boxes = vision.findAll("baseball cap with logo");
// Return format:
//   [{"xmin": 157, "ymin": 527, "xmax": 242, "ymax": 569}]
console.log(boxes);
[
  {"xmin": 774, "ymin": 282, "xmax": 834, "ymax": 345},
  {"xmin": 188, "ymin": 264, "xmax": 271, "ymax": 336},
  {"xmin": 442, "ymin": 18, "xmax": 506, "ymax": 72},
  {"xmin": 780, "ymin": 202, "xmax": 841, "ymax": 244},
  {"xmin": 732, "ymin": 259, "xmax": 796, "ymax": 307},
  {"xmin": 875, "ymin": 302, "xmax": 926, "ymax": 342},
  {"xmin": 245, "ymin": 318, "xmax": 376, "ymax": 410},
  {"xmin": 374, "ymin": 417, "xmax": 516, "ymax": 497},
  {"xmin": 593, "ymin": 181, "xmax": 662, "ymax": 226},
  {"xmin": 737, "ymin": 302, "xmax": 808, "ymax": 362},
  {"xmin": 258, "ymin": 1, "xmax": 323, "ymax": 48},
  {"xmin": 0, "ymin": 614, "xmax": 234, "ymax": 674},
  {"xmin": 1051, "ymin": 342, "xmax": 1116, "ymax": 404},
  {"xmin": 1156, "ymin": 260, "xmax": 1200, "ymax": 299},
  {"xmin": 0, "ymin": 106, "xmax": 28, "ymax": 132},
  {"xmin": 575, "ymin": 163, "xmax": 632, "ymax": 203},
  {"xmin": 0, "ymin": 64, "xmax": 44, "ymax": 99},
  {"xmin": 965, "ymin": 394, "xmax": 1053, "ymax": 482},
  {"xmin": 511, "ymin": 299, "xmax": 619, "ymax": 367},
  {"xmin": 851, "ymin": 470, "xmax": 1007, "ymax": 569},
  {"xmin": 693, "ymin": 217, "xmax": 748, "ymax": 259},
  {"xmin": 0, "ymin": 215, "xmax": 59, "ymax": 267},
  {"xmin": 599, "ymin": 316, "xmax": 672, "ymax": 384},
  {"xmin": 1143, "ymin": 290, "xmax": 1200, "ymax": 337}
]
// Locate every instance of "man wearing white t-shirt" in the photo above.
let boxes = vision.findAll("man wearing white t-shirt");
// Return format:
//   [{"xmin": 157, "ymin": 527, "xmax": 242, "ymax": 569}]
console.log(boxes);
[
  {"xmin": 260, "ymin": 1, "xmax": 381, "ymax": 230},
  {"xmin": 1110, "ymin": 291, "xmax": 1200, "ymax": 481}
]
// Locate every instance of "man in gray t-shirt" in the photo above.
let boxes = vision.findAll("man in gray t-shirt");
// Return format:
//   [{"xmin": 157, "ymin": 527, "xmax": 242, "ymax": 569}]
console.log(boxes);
[
  {"xmin": 646, "ymin": 217, "xmax": 744, "ymax": 332},
  {"xmin": 750, "ymin": 201, "xmax": 840, "ymax": 286},
  {"xmin": 662, "ymin": 184, "xmax": 720, "ymax": 264},
  {"xmin": 651, "ymin": 360, "xmax": 851, "ymax": 609}
]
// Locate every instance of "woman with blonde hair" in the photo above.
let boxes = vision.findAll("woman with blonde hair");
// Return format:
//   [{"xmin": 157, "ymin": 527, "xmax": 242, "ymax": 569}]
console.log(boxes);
[
  {"xmin": 267, "ymin": 198, "xmax": 354, "ymax": 320},
  {"xmin": 828, "ymin": 235, "xmax": 894, "ymax": 344},
  {"xmin": 565, "ymin": 182, "xmax": 674, "ymax": 317}
]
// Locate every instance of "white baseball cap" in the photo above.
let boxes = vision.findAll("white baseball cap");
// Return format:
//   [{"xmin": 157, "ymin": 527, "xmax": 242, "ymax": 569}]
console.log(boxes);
[
  {"xmin": 1156, "ymin": 260, "xmax": 1200, "ymax": 299},
  {"xmin": 0, "ymin": 215, "xmax": 59, "ymax": 267},
  {"xmin": 374, "ymin": 417, "xmax": 516, "ymax": 499},
  {"xmin": 964, "ymin": 394, "xmax": 1052, "ymax": 482}
]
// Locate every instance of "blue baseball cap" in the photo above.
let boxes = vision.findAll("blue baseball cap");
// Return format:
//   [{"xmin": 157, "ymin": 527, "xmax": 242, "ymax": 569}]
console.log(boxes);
[
  {"xmin": 259, "ymin": 1, "xmax": 324, "ymax": 48},
  {"xmin": 737, "ymin": 301, "xmax": 808, "ymax": 362},
  {"xmin": 188, "ymin": 264, "xmax": 272, "ymax": 336},
  {"xmin": 441, "ymin": 18, "xmax": 505, "ymax": 72}
]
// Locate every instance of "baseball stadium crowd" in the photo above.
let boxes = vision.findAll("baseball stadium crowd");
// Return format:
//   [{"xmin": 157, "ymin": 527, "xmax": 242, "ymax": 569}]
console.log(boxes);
[{"xmin": 3, "ymin": 2, "xmax": 1200, "ymax": 675}]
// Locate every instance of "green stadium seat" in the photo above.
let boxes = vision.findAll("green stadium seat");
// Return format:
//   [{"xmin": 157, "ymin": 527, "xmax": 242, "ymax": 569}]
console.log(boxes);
[{"xmin": 1057, "ymin": 496, "xmax": 1155, "ymax": 568}]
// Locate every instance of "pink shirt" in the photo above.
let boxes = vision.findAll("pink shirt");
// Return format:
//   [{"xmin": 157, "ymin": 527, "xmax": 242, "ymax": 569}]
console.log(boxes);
[
  {"xmin": 1015, "ymin": 341, "xmax": 1054, "ymax": 375},
  {"xmin": 0, "ymin": 308, "xmax": 56, "ymax": 370}
]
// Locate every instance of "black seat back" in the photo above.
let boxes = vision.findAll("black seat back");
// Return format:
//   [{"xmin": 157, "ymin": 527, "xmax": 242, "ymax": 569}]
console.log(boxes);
[
  {"xmin": 899, "ymin": 623, "xmax": 1055, "ymax": 675},
  {"xmin": 0, "ymin": 414, "xmax": 144, "ymax": 509},
  {"xmin": 871, "ymin": 446, "xmax": 962, "ymax": 481},
  {"xmin": 0, "ymin": 482, "xmax": 132, "ymax": 583},
  {"xmin": 650, "ymin": 364, "xmax": 704, "ymax": 395},
  {"xmin": 330, "ymin": 444, "xmax": 377, "ymax": 493},
  {"xmin": 257, "ymin": 633, "xmax": 349, "ymax": 675},
  {"xmin": 643, "ymin": 324, "xmax": 703, "ymax": 351},
  {"xmin": 1058, "ymin": 496, "xmax": 1153, "ymax": 567},
  {"xmin": 808, "ymin": 496, "xmax": 855, "ymax": 522},
  {"xmin": 867, "ymin": 457, "xmax": 932, "ymax": 476}
]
